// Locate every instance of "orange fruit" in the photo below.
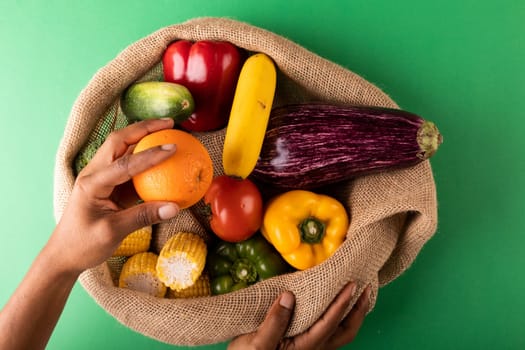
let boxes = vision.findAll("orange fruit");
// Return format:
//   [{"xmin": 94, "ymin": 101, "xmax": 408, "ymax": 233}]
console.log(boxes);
[{"xmin": 132, "ymin": 129, "xmax": 213, "ymax": 209}]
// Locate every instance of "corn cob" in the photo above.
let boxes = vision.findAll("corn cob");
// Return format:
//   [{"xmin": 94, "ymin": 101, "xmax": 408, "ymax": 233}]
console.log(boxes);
[
  {"xmin": 112, "ymin": 226, "xmax": 152, "ymax": 257},
  {"xmin": 156, "ymin": 232, "xmax": 207, "ymax": 291},
  {"xmin": 119, "ymin": 252, "xmax": 167, "ymax": 298},
  {"xmin": 167, "ymin": 273, "xmax": 211, "ymax": 299}
]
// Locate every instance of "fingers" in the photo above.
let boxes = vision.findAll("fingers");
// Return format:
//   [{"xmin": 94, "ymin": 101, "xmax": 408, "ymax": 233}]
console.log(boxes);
[
  {"xmin": 87, "ymin": 118, "xmax": 175, "ymax": 169},
  {"xmin": 110, "ymin": 201, "xmax": 180, "ymax": 239},
  {"xmin": 292, "ymin": 282, "xmax": 357, "ymax": 349},
  {"xmin": 251, "ymin": 292, "xmax": 295, "ymax": 349},
  {"xmin": 229, "ymin": 284, "xmax": 369, "ymax": 350},
  {"xmin": 77, "ymin": 118, "xmax": 176, "ymax": 199},
  {"xmin": 83, "ymin": 143, "xmax": 177, "ymax": 199},
  {"xmin": 328, "ymin": 284, "xmax": 371, "ymax": 349}
]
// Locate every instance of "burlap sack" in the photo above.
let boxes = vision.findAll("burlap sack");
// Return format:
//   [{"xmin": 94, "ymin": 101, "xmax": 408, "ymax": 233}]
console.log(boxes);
[{"xmin": 53, "ymin": 17, "xmax": 438, "ymax": 346}]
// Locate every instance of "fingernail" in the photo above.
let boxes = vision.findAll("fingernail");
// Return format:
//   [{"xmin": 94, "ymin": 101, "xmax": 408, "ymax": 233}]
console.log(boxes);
[
  {"xmin": 360, "ymin": 284, "xmax": 372, "ymax": 309},
  {"xmin": 279, "ymin": 292, "xmax": 295, "ymax": 310},
  {"xmin": 158, "ymin": 203, "xmax": 179, "ymax": 220},
  {"xmin": 365, "ymin": 284, "xmax": 372, "ymax": 301},
  {"xmin": 348, "ymin": 282, "xmax": 357, "ymax": 297},
  {"xmin": 161, "ymin": 143, "xmax": 176, "ymax": 151}
]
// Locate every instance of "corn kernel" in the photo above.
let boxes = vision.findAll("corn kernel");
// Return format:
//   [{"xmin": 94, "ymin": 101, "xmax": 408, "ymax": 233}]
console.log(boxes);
[
  {"xmin": 119, "ymin": 252, "xmax": 167, "ymax": 298},
  {"xmin": 157, "ymin": 232, "xmax": 207, "ymax": 291},
  {"xmin": 167, "ymin": 274, "xmax": 211, "ymax": 298},
  {"xmin": 112, "ymin": 226, "xmax": 152, "ymax": 257}
]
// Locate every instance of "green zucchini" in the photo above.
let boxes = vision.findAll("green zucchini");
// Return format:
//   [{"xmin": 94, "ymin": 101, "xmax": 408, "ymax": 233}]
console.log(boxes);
[{"xmin": 121, "ymin": 81, "xmax": 194, "ymax": 122}]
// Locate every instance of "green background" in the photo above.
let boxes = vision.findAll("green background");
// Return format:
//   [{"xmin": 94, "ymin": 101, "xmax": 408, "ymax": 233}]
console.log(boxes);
[{"xmin": 1, "ymin": 0, "xmax": 523, "ymax": 349}]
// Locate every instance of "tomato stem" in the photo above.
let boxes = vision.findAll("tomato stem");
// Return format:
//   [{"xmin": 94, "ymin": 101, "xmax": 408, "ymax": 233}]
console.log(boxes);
[{"xmin": 200, "ymin": 203, "xmax": 213, "ymax": 220}]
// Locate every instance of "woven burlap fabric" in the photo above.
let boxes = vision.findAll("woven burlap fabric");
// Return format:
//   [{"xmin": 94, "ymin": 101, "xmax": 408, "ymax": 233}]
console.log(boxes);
[{"xmin": 53, "ymin": 17, "xmax": 438, "ymax": 346}]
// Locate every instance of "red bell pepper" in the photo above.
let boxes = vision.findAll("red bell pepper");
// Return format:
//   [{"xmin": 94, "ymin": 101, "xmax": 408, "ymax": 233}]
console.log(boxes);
[{"xmin": 162, "ymin": 40, "xmax": 243, "ymax": 132}]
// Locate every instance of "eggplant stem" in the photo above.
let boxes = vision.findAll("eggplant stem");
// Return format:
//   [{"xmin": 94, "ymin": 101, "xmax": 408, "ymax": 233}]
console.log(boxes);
[{"xmin": 417, "ymin": 121, "xmax": 443, "ymax": 159}]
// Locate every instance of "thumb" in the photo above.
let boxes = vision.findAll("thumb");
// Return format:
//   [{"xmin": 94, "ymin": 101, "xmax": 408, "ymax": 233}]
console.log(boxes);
[
  {"xmin": 111, "ymin": 201, "xmax": 180, "ymax": 238},
  {"xmin": 252, "ymin": 292, "xmax": 295, "ymax": 349}
]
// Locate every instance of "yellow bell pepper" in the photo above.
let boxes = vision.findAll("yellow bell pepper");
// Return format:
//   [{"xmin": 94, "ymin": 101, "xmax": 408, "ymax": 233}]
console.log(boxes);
[{"xmin": 261, "ymin": 190, "xmax": 349, "ymax": 270}]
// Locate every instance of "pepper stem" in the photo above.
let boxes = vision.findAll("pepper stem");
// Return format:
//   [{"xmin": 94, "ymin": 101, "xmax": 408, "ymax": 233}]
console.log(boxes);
[
  {"xmin": 299, "ymin": 217, "xmax": 326, "ymax": 244},
  {"xmin": 230, "ymin": 259, "xmax": 258, "ymax": 283}
]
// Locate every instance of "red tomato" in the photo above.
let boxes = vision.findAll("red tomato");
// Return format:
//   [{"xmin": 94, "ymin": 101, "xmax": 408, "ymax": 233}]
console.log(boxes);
[{"xmin": 204, "ymin": 175, "xmax": 263, "ymax": 242}]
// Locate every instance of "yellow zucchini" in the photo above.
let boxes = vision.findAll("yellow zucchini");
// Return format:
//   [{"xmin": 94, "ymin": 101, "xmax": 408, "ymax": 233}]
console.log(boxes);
[{"xmin": 222, "ymin": 53, "xmax": 277, "ymax": 179}]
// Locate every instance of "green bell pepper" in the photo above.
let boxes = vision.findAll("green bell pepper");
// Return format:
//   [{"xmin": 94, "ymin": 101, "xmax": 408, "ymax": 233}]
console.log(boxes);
[{"xmin": 207, "ymin": 234, "xmax": 291, "ymax": 295}]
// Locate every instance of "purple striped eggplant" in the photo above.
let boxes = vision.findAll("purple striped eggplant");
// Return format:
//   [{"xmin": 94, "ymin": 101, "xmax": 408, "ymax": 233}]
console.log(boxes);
[{"xmin": 251, "ymin": 103, "xmax": 442, "ymax": 189}]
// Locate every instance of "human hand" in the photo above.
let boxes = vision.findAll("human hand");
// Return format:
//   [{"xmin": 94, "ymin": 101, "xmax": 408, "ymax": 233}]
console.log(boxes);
[
  {"xmin": 47, "ymin": 118, "xmax": 180, "ymax": 275},
  {"xmin": 228, "ymin": 282, "xmax": 371, "ymax": 350}
]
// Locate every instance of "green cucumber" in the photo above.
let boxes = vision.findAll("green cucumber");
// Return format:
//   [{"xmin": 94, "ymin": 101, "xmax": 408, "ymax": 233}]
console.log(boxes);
[{"xmin": 121, "ymin": 81, "xmax": 194, "ymax": 122}]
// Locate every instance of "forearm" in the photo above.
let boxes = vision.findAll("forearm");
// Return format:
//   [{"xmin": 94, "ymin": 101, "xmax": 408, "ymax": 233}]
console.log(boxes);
[
  {"xmin": 0, "ymin": 243, "xmax": 80, "ymax": 350},
  {"xmin": 0, "ymin": 119, "xmax": 179, "ymax": 349}
]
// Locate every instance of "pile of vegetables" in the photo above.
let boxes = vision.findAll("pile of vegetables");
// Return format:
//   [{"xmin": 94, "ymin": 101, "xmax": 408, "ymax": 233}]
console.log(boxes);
[{"xmin": 91, "ymin": 39, "xmax": 443, "ymax": 299}]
